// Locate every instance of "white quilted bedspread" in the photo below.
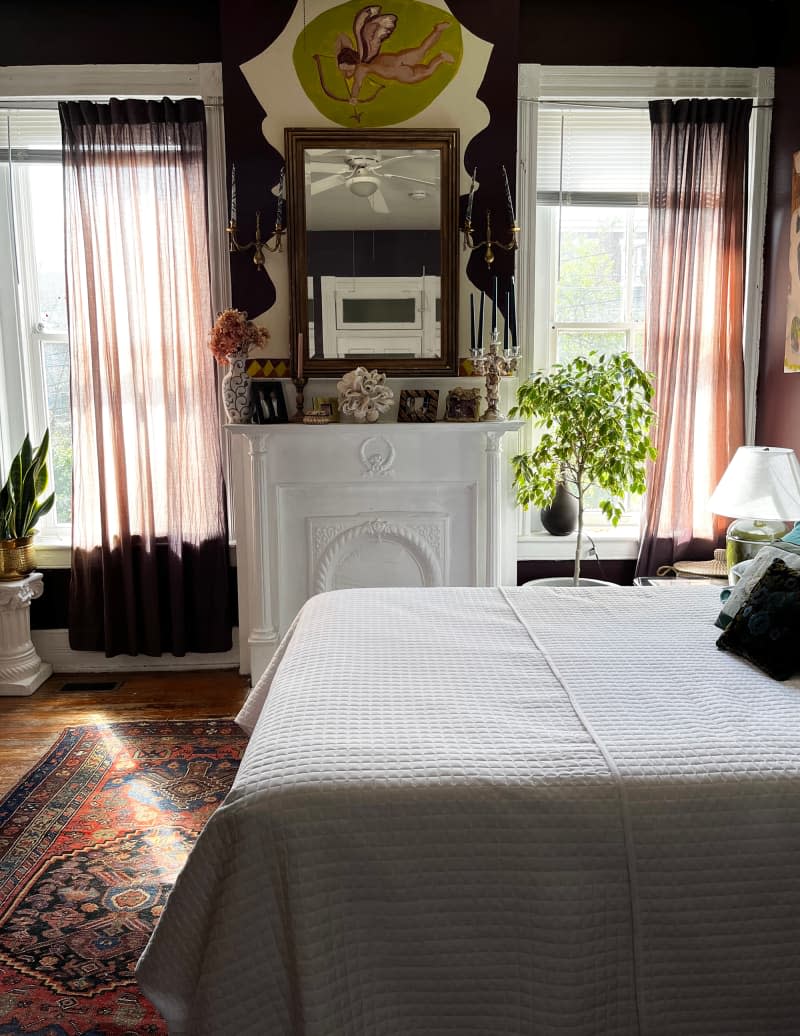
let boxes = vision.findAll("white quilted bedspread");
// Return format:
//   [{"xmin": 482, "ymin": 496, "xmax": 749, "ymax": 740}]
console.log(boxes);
[{"xmin": 136, "ymin": 586, "xmax": 800, "ymax": 1035}]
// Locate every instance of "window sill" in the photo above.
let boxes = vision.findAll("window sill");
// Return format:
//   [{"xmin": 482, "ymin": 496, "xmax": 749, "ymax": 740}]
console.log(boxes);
[
  {"xmin": 518, "ymin": 528, "xmax": 640, "ymax": 562},
  {"xmin": 32, "ymin": 533, "xmax": 71, "ymax": 569}
]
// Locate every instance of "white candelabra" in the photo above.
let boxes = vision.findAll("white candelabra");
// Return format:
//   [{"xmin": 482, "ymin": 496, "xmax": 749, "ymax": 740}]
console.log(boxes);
[{"xmin": 471, "ymin": 327, "xmax": 519, "ymax": 421}]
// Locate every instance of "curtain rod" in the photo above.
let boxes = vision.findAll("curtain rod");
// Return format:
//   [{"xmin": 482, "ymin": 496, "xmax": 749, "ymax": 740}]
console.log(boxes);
[{"xmin": 0, "ymin": 99, "xmax": 221, "ymax": 111}]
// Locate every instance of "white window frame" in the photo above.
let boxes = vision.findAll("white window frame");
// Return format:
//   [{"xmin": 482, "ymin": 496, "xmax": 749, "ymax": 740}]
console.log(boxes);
[
  {"xmin": 0, "ymin": 64, "xmax": 230, "ymax": 567},
  {"xmin": 516, "ymin": 64, "xmax": 774, "ymax": 559}
]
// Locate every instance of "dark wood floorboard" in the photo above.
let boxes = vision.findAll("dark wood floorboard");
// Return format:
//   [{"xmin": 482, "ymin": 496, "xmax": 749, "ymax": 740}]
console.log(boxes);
[{"xmin": 0, "ymin": 669, "xmax": 250, "ymax": 796}]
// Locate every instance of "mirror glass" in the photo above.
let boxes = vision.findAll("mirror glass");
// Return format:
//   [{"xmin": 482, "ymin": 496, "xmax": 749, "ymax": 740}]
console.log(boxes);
[{"xmin": 286, "ymin": 129, "xmax": 458, "ymax": 377}]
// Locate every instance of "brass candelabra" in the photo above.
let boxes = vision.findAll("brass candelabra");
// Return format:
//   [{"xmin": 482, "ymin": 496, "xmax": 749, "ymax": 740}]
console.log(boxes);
[
  {"xmin": 226, "ymin": 212, "xmax": 285, "ymax": 273},
  {"xmin": 462, "ymin": 210, "xmax": 520, "ymax": 267},
  {"xmin": 227, "ymin": 165, "xmax": 286, "ymax": 275},
  {"xmin": 461, "ymin": 164, "xmax": 519, "ymax": 266},
  {"xmin": 471, "ymin": 328, "xmax": 519, "ymax": 422}
]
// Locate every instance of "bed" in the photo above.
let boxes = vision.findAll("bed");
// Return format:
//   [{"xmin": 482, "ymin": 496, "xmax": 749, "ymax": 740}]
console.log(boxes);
[{"xmin": 136, "ymin": 585, "xmax": 800, "ymax": 1035}]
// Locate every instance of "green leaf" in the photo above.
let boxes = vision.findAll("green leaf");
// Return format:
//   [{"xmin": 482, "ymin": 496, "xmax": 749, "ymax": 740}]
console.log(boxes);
[{"xmin": 0, "ymin": 430, "xmax": 55, "ymax": 539}]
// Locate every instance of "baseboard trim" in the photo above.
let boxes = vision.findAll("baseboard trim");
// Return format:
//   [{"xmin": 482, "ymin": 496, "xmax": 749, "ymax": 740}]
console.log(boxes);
[{"xmin": 31, "ymin": 629, "xmax": 240, "ymax": 673}]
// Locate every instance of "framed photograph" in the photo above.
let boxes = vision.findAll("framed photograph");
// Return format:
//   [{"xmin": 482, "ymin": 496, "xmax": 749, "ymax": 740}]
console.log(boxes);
[
  {"xmin": 312, "ymin": 396, "xmax": 340, "ymax": 422},
  {"xmin": 250, "ymin": 380, "xmax": 289, "ymax": 424},
  {"xmin": 398, "ymin": 389, "xmax": 439, "ymax": 423},
  {"xmin": 444, "ymin": 387, "xmax": 481, "ymax": 422}
]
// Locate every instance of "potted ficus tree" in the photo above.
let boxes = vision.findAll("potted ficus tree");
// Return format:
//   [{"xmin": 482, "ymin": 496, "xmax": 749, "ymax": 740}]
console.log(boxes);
[
  {"xmin": 0, "ymin": 431, "xmax": 55, "ymax": 581},
  {"xmin": 509, "ymin": 351, "xmax": 656, "ymax": 586}
]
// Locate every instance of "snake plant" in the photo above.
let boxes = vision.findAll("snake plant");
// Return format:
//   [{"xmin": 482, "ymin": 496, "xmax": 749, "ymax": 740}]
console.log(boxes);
[{"xmin": 0, "ymin": 431, "xmax": 56, "ymax": 540}]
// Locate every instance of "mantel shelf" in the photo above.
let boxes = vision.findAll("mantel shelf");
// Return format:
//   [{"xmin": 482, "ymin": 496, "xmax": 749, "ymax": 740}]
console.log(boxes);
[{"xmin": 226, "ymin": 421, "xmax": 524, "ymax": 435}]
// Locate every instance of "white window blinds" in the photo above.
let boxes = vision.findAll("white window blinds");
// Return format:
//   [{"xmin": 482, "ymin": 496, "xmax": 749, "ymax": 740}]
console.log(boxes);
[
  {"xmin": 536, "ymin": 108, "xmax": 651, "ymax": 204},
  {"xmin": 0, "ymin": 109, "xmax": 62, "ymax": 158}
]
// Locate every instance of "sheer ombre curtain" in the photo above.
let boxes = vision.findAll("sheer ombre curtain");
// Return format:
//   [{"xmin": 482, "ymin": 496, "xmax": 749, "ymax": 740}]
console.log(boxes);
[
  {"xmin": 60, "ymin": 99, "xmax": 231, "ymax": 656},
  {"xmin": 636, "ymin": 98, "xmax": 752, "ymax": 576}
]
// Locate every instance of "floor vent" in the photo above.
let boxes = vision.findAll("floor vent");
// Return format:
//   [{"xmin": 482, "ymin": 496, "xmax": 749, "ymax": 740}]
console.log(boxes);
[{"xmin": 57, "ymin": 680, "xmax": 122, "ymax": 693}]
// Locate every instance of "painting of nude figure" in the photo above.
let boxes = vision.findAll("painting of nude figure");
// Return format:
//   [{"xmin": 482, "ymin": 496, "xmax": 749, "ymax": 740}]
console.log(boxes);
[{"xmin": 294, "ymin": 1, "xmax": 463, "ymax": 127}]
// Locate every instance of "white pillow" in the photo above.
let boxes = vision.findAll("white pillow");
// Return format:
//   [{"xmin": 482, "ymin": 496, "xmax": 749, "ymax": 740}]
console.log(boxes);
[{"xmin": 716, "ymin": 544, "xmax": 800, "ymax": 629}]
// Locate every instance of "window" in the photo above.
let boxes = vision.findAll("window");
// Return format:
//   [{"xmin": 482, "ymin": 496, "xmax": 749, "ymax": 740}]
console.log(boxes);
[
  {"xmin": 0, "ymin": 109, "xmax": 71, "ymax": 530},
  {"xmin": 0, "ymin": 65, "xmax": 229, "ymax": 561},
  {"xmin": 531, "ymin": 107, "xmax": 652, "ymax": 519},
  {"xmin": 516, "ymin": 65, "xmax": 773, "ymax": 553}
]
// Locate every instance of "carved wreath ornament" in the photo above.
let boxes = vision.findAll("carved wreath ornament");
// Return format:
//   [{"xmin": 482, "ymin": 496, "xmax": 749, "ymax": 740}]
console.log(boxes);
[{"xmin": 337, "ymin": 367, "xmax": 394, "ymax": 423}]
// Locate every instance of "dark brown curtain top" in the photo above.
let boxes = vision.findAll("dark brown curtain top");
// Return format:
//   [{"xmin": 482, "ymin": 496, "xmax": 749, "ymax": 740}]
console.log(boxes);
[{"xmin": 59, "ymin": 97, "xmax": 205, "ymax": 133}]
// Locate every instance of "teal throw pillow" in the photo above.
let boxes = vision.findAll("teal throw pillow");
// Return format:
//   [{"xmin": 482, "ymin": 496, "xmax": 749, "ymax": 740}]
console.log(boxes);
[
  {"xmin": 782, "ymin": 522, "xmax": 800, "ymax": 547},
  {"xmin": 716, "ymin": 558, "xmax": 800, "ymax": 680}
]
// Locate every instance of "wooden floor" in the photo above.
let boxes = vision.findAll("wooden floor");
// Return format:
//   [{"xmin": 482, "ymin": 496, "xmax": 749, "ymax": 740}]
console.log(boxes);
[{"xmin": 0, "ymin": 669, "xmax": 250, "ymax": 797}]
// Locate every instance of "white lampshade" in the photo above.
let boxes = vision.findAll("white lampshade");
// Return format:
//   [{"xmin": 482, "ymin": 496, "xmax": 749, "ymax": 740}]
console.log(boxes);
[
  {"xmin": 348, "ymin": 173, "xmax": 379, "ymax": 198},
  {"xmin": 708, "ymin": 446, "xmax": 800, "ymax": 520}
]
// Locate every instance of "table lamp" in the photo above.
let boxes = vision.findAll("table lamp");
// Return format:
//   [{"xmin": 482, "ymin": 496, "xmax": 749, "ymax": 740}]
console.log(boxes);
[{"xmin": 708, "ymin": 446, "xmax": 800, "ymax": 568}]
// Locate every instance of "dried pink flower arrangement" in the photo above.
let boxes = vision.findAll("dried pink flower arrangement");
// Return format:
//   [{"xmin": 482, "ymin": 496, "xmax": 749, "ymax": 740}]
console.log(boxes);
[{"xmin": 208, "ymin": 308, "xmax": 271, "ymax": 365}]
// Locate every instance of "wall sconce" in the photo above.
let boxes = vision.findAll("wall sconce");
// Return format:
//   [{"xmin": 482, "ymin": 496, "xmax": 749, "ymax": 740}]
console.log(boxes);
[
  {"xmin": 226, "ymin": 165, "xmax": 286, "ymax": 274},
  {"xmin": 462, "ymin": 165, "xmax": 519, "ymax": 266}
]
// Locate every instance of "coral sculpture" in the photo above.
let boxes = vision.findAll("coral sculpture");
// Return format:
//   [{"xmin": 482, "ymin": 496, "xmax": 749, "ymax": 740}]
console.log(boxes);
[{"xmin": 337, "ymin": 367, "xmax": 394, "ymax": 423}]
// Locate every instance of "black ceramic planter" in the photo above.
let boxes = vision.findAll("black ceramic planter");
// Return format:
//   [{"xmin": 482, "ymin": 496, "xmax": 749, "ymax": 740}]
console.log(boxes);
[{"xmin": 539, "ymin": 483, "xmax": 578, "ymax": 536}]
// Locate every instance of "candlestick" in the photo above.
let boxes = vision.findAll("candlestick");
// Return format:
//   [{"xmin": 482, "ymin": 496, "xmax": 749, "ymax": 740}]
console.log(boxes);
[
  {"xmin": 230, "ymin": 163, "xmax": 238, "ymax": 224},
  {"xmin": 478, "ymin": 291, "xmax": 484, "ymax": 352},
  {"xmin": 472, "ymin": 326, "xmax": 519, "ymax": 422},
  {"xmin": 465, "ymin": 166, "xmax": 477, "ymax": 224},
  {"xmin": 501, "ymin": 164, "xmax": 515, "ymax": 225},
  {"xmin": 275, "ymin": 167, "xmax": 285, "ymax": 228},
  {"xmin": 492, "ymin": 276, "xmax": 498, "ymax": 333},
  {"xmin": 504, "ymin": 290, "xmax": 509, "ymax": 350},
  {"xmin": 509, "ymin": 276, "xmax": 517, "ymax": 353},
  {"xmin": 470, "ymin": 293, "xmax": 475, "ymax": 353}
]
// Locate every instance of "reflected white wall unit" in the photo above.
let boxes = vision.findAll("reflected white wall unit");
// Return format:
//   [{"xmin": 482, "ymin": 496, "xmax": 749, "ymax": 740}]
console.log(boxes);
[{"xmin": 229, "ymin": 422, "xmax": 522, "ymax": 683}]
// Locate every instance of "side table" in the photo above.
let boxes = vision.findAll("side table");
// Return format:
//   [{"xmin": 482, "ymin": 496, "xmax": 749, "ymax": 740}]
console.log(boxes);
[{"xmin": 0, "ymin": 573, "xmax": 53, "ymax": 695}]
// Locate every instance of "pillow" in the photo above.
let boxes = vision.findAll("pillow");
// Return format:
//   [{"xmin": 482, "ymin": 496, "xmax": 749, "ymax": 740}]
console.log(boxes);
[
  {"xmin": 715, "ymin": 543, "xmax": 800, "ymax": 629},
  {"xmin": 716, "ymin": 558, "xmax": 800, "ymax": 680}
]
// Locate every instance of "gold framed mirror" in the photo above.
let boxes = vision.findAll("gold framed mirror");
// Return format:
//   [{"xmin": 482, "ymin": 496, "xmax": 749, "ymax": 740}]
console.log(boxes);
[{"xmin": 285, "ymin": 127, "xmax": 459, "ymax": 378}]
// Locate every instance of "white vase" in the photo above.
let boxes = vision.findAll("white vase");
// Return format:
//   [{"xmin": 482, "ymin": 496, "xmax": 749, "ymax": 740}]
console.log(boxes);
[{"xmin": 222, "ymin": 354, "xmax": 252, "ymax": 424}]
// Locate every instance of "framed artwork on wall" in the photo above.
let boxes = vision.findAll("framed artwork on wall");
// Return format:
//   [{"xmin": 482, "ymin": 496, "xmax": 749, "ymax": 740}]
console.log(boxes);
[
  {"xmin": 250, "ymin": 380, "xmax": 289, "ymax": 424},
  {"xmin": 397, "ymin": 389, "xmax": 439, "ymax": 423}
]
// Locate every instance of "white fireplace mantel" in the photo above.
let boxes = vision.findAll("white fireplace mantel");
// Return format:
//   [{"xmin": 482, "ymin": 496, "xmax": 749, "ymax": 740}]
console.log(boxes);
[{"xmin": 228, "ymin": 421, "xmax": 523, "ymax": 683}]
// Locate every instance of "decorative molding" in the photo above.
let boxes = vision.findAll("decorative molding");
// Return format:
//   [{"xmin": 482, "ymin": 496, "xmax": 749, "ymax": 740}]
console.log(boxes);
[
  {"xmin": 0, "ymin": 575, "xmax": 44, "ymax": 609},
  {"xmin": 0, "ymin": 573, "xmax": 51, "ymax": 695},
  {"xmin": 314, "ymin": 518, "xmax": 443, "ymax": 594},
  {"xmin": 359, "ymin": 436, "xmax": 396, "ymax": 479},
  {"xmin": 0, "ymin": 63, "xmax": 223, "ymax": 99}
]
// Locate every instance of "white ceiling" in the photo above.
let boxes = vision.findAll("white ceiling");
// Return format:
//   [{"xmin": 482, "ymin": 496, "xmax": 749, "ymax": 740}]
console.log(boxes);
[{"xmin": 304, "ymin": 148, "xmax": 441, "ymax": 232}]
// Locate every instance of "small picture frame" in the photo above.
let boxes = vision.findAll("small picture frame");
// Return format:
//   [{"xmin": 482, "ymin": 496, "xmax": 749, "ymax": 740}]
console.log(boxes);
[
  {"xmin": 312, "ymin": 396, "xmax": 340, "ymax": 422},
  {"xmin": 444, "ymin": 387, "xmax": 481, "ymax": 422},
  {"xmin": 398, "ymin": 389, "xmax": 439, "ymax": 423},
  {"xmin": 250, "ymin": 380, "xmax": 289, "ymax": 424}
]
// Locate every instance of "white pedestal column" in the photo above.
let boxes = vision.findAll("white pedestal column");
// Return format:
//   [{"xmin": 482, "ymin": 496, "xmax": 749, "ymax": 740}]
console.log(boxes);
[{"xmin": 0, "ymin": 573, "xmax": 53, "ymax": 696}]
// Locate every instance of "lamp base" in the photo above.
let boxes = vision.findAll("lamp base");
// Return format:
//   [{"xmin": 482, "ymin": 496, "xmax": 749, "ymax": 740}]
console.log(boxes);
[{"xmin": 725, "ymin": 518, "xmax": 793, "ymax": 569}]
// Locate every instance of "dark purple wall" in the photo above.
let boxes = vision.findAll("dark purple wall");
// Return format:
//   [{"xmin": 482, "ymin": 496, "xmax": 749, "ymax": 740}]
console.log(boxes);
[{"xmin": 0, "ymin": 0, "xmax": 221, "ymax": 65}]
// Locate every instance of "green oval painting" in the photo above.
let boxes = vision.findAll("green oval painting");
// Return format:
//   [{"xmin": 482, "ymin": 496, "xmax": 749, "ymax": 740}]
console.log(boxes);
[{"xmin": 293, "ymin": 1, "xmax": 463, "ymax": 127}]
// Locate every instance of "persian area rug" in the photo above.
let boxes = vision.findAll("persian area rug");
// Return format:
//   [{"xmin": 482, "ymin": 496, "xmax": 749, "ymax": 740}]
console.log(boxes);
[{"xmin": 0, "ymin": 720, "xmax": 246, "ymax": 1036}]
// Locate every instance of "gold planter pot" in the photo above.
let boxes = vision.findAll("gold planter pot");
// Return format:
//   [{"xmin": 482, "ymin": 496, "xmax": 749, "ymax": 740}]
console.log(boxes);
[{"xmin": 0, "ymin": 535, "xmax": 36, "ymax": 581}]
